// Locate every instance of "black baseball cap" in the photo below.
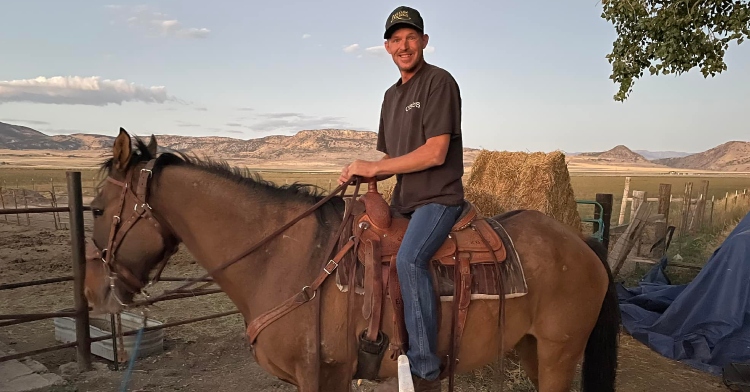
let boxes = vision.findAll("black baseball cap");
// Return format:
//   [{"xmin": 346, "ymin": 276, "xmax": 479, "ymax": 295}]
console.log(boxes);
[{"xmin": 384, "ymin": 6, "xmax": 424, "ymax": 39}]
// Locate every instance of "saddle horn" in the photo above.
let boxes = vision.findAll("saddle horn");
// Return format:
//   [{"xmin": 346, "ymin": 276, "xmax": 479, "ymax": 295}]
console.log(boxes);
[{"xmin": 354, "ymin": 176, "xmax": 391, "ymax": 229}]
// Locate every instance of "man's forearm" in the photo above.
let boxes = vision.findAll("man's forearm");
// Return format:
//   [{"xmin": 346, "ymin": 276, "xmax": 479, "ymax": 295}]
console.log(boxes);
[{"xmin": 374, "ymin": 143, "xmax": 444, "ymax": 176}]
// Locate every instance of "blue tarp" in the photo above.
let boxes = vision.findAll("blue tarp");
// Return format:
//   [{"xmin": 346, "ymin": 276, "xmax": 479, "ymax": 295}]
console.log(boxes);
[{"xmin": 617, "ymin": 210, "xmax": 750, "ymax": 376}]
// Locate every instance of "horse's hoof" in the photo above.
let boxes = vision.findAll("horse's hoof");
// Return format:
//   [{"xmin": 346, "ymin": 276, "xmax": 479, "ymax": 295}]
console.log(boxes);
[{"xmin": 372, "ymin": 377, "xmax": 398, "ymax": 392}]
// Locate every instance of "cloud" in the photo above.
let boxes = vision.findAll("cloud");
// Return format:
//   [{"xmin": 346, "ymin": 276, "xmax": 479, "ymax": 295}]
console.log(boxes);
[
  {"xmin": 107, "ymin": 4, "xmax": 210, "ymax": 39},
  {"xmin": 302, "ymin": 33, "xmax": 311, "ymax": 39},
  {"xmin": 206, "ymin": 127, "xmax": 244, "ymax": 135},
  {"xmin": 236, "ymin": 107, "xmax": 254, "ymax": 111},
  {"xmin": 360, "ymin": 45, "xmax": 435, "ymax": 57},
  {"xmin": 41, "ymin": 128, "xmax": 83, "ymax": 135},
  {"xmin": 0, "ymin": 118, "xmax": 50, "ymax": 125},
  {"xmin": 247, "ymin": 112, "xmax": 351, "ymax": 133},
  {"xmin": 343, "ymin": 44, "xmax": 359, "ymax": 53},
  {"xmin": 0, "ymin": 76, "xmax": 177, "ymax": 106},
  {"xmin": 364, "ymin": 46, "xmax": 387, "ymax": 57},
  {"xmin": 175, "ymin": 120, "xmax": 200, "ymax": 128}
]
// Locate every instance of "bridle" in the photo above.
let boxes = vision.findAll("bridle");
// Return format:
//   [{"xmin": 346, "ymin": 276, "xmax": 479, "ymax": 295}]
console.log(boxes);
[
  {"xmin": 90, "ymin": 159, "xmax": 178, "ymax": 306},
  {"xmin": 91, "ymin": 157, "xmax": 365, "ymax": 323}
]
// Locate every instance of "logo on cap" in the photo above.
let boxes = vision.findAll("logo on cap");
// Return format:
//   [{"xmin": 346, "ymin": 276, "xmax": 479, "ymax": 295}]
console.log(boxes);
[{"xmin": 390, "ymin": 10, "xmax": 411, "ymax": 23}]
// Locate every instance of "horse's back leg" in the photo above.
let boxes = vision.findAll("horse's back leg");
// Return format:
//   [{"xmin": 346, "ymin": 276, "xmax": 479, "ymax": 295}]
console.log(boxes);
[
  {"xmin": 515, "ymin": 334, "xmax": 539, "ymax": 389},
  {"xmin": 535, "ymin": 333, "xmax": 586, "ymax": 392}
]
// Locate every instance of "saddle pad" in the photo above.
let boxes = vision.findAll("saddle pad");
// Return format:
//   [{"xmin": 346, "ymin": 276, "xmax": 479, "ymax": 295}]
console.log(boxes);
[{"xmin": 335, "ymin": 216, "xmax": 528, "ymax": 300}]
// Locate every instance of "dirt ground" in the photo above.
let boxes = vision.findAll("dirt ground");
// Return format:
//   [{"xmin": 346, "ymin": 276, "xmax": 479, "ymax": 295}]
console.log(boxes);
[{"xmin": 0, "ymin": 214, "xmax": 731, "ymax": 392}]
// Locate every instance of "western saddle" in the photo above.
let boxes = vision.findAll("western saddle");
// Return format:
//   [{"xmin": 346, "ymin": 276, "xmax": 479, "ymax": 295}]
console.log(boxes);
[{"xmin": 347, "ymin": 179, "xmax": 508, "ymax": 388}]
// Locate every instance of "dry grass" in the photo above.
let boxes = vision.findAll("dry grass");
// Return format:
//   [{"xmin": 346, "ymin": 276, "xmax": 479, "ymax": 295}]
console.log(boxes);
[{"xmin": 464, "ymin": 150, "xmax": 583, "ymax": 231}]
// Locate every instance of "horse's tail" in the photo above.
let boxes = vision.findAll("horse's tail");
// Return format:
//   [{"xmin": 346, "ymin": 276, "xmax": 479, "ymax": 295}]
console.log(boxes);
[{"xmin": 581, "ymin": 236, "xmax": 620, "ymax": 392}]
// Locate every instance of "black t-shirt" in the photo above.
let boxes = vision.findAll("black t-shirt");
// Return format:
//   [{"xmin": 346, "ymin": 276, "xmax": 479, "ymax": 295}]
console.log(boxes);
[{"xmin": 376, "ymin": 62, "xmax": 464, "ymax": 214}]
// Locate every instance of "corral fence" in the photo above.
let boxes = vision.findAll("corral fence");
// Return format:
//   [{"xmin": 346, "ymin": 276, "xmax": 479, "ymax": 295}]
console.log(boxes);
[
  {"xmin": 605, "ymin": 177, "xmax": 750, "ymax": 276},
  {"xmin": 0, "ymin": 175, "xmax": 100, "ymax": 230},
  {"xmin": 0, "ymin": 171, "xmax": 239, "ymax": 372}
]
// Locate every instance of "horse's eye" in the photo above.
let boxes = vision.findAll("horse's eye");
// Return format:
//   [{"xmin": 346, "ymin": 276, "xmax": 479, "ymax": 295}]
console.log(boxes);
[{"xmin": 92, "ymin": 209, "xmax": 104, "ymax": 217}]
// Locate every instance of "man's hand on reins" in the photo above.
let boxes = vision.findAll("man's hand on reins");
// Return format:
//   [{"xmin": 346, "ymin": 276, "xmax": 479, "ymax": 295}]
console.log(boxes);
[{"xmin": 338, "ymin": 160, "xmax": 378, "ymax": 185}]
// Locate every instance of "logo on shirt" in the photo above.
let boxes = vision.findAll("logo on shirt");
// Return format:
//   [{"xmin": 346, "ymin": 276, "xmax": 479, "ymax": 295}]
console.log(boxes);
[{"xmin": 405, "ymin": 101, "xmax": 420, "ymax": 112}]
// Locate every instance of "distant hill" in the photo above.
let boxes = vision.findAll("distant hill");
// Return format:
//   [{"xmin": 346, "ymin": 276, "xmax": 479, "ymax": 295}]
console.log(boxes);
[
  {"xmin": 633, "ymin": 150, "xmax": 693, "ymax": 160},
  {"xmin": 0, "ymin": 121, "xmax": 480, "ymax": 169},
  {"xmin": 576, "ymin": 145, "xmax": 656, "ymax": 164},
  {"xmin": 3, "ymin": 121, "xmax": 747, "ymax": 172},
  {"xmin": 567, "ymin": 149, "xmax": 692, "ymax": 160},
  {"xmin": 0, "ymin": 122, "xmax": 84, "ymax": 150},
  {"xmin": 653, "ymin": 141, "xmax": 750, "ymax": 172}
]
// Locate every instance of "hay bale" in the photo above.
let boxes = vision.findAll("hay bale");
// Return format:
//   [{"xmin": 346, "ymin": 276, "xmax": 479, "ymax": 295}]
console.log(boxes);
[
  {"xmin": 465, "ymin": 150, "xmax": 582, "ymax": 231},
  {"xmin": 378, "ymin": 177, "xmax": 396, "ymax": 203}
]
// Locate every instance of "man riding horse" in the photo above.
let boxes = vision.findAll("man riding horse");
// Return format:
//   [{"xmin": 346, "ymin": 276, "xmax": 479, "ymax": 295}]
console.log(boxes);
[{"xmin": 339, "ymin": 6, "xmax": 464, "ymax": 391}]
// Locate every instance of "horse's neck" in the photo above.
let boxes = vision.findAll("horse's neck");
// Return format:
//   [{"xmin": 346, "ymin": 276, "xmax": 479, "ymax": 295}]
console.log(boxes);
[{"xmin": 150, "ymin": 166, "xmax": 330, "ymax": 318}]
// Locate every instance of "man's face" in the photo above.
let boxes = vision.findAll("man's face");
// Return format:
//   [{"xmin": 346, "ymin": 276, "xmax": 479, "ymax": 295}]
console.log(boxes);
[{"xmin": 384, "ymin": 27, "xmax": 429, "ymax": 73}]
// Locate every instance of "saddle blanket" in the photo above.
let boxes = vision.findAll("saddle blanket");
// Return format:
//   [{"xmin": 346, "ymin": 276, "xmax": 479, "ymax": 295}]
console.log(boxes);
[{"xmin": 335, "ymin": 217, "xmax": 528, "ymax": 301}]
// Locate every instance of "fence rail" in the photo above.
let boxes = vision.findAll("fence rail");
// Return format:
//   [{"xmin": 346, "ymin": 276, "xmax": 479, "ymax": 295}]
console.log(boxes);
[{"xmin": 0, "ymin": 171, "xmax": 236, "ymax": 371}]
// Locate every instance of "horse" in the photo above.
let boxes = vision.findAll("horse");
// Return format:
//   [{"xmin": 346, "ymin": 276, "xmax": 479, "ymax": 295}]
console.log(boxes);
[{"xmin": 83, "ymin": 128, "xmax": 620, "ymax": 392}]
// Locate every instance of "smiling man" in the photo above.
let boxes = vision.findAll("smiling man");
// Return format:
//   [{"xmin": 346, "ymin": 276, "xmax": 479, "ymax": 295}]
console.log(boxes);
[{"xmin": 338, "ymin": 5, "xmax": 464, "ymax": 392}]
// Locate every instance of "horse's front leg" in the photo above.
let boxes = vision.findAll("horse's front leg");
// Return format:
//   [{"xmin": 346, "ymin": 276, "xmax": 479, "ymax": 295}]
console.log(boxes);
[{"xmin": 318, "ymin": 363, "xmax": 354, "ymax": 392}]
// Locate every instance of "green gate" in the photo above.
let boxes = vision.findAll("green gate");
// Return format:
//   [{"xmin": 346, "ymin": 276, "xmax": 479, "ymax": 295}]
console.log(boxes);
[{"xmin": 576, "ymin": 200, "xmax": 604, "ymax": 241}]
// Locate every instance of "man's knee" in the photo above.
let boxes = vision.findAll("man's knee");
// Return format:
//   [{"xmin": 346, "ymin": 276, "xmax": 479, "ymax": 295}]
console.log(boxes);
[{"xmin": 395, "ymin": 243, "xmax": 418, "ymax": 273}]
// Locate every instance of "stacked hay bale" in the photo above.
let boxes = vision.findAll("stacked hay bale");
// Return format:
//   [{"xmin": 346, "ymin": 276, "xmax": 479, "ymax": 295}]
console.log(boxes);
[
  {"xmin": 374, "ymin": 149, "xmax": 581, "ymax": 232},
  {"xmin": 464, "ymin": 150, "xmax": 582, "ymax": 232}
]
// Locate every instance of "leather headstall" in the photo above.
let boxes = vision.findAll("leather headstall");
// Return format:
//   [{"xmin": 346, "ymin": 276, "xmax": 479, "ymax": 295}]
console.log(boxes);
[{"xmin": 92, "ymin": 159, "xmax": 177, "ymax": 301}]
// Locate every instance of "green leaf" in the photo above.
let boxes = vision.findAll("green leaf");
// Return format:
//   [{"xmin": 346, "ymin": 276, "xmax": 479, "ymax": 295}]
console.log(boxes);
[{"xmin": 601, "ymin": 0, "xmax": 750, "ymax": 101}]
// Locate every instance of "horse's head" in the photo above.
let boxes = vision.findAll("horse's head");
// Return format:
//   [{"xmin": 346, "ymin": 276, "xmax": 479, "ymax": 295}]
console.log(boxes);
[{"xmin": 84, "ymin": 127, "xmax": 179, "ymax": 314}]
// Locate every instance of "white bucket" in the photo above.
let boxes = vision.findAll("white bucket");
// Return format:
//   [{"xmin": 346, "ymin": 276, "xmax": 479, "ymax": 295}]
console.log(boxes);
[{"xmin": 53, "ymin": 310, "xmax": 164, "ymax": 362}]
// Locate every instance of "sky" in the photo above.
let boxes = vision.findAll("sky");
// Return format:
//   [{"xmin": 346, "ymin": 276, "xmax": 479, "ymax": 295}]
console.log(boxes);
[{"xmin": 0, "ymin": 0, "xmax": 747, "ymax": 154}]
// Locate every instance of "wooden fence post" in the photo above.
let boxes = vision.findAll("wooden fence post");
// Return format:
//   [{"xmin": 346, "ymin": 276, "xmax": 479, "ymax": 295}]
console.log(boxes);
[
  {"xmin": 0, "ymin": 187, "xmax": 6, "ymax": 222},
  {"xmin": 631, "ymin": 190, "xmax": 646, "ymax": 221},
  {"xmin": 631, "ymin": 191, "xmax": 647, "ymax": 255},
  {"xmin": 618, "ymin": 177, "xmax": 631, "ymax": 225},
  {"xmin": 693, "ymin": 180, "xmax": 709, "ymax": 231},
  {"xmin": 725, "ymin": 192, "xmax": 729, "ymax": 212},
  {"xmin": 12, "ymin": 189, "xmax": 19, "ymax": 224},
  {"xmin": 679, "ymin": 182, "xmax": 693, "ymax": 239},
  {"xmin": 653, "ymin": 184, "xmax": 671, "ymax": 256},
  {"xmin": 22, "ymin": 189, "xmax": 30, "ymax": 225},
  {"xmin": 610, "ymin": 200, "xmax": 654, "ymax": 276}
]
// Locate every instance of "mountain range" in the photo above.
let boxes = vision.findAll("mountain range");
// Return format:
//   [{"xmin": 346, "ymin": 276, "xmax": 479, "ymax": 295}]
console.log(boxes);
[{"xmin": 1, "ymin": 121, "xmax": 748, "ymax": 172}]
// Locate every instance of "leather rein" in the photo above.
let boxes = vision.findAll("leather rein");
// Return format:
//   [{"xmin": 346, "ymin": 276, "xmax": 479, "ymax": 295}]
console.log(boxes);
[{"xmin": 94, "ymin": 158, "xmax": 365, "ymax": 342}]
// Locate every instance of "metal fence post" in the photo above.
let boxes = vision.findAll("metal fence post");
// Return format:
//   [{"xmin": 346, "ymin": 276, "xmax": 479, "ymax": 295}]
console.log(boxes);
[{"xmin": 67, "ymin": 171, "xmax": 92, "ymax": 371}]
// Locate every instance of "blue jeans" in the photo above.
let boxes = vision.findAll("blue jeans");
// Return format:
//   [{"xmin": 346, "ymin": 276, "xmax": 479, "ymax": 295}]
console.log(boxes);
[{"xmin": 396, "ymin": 202, "xmax": 463, "ymax": 381}]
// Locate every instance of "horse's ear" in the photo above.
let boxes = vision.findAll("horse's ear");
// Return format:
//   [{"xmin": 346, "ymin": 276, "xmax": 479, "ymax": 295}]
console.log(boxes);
[
  {"xmin": 146, "ymin": 134, "xmax": 158, "ymax": 157},
  {"xmin": 112, "ymin": 127, "xmax": 132, "ymax": 171}
]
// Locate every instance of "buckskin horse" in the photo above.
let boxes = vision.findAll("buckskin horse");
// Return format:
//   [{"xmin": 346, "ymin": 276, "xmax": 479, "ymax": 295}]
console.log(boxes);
[{"xmin": 83, "ymin": 128, "xmax": 620, "ymax": 392}]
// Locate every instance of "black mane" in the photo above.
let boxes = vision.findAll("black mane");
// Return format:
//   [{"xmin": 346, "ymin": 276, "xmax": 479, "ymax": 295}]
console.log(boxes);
[{"xmin": 100, "ymin": 136, "xmax": 343, "ymax": 210}]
